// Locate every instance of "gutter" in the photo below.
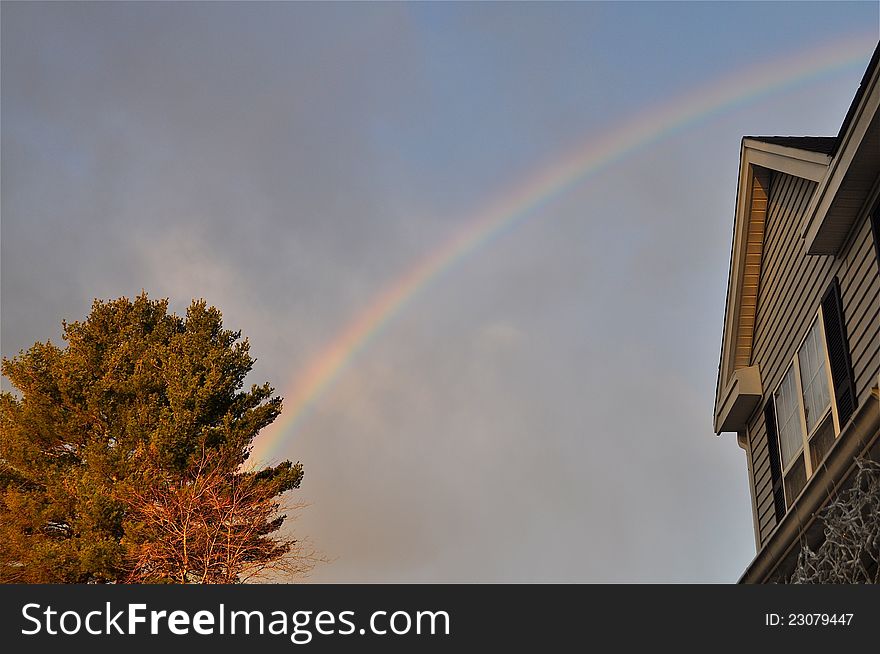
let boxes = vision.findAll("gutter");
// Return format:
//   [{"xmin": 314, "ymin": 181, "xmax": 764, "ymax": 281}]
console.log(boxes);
[{"xmin": 739, "ymin": 393, "xmax": 880, "ymax": 583}]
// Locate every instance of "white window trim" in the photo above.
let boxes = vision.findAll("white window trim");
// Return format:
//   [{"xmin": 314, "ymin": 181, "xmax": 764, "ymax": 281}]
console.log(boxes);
[
  {"xmin": 774, "ymin": 309, "xmax": 841, "ymax": 506},
  {"xmin": 776, "ymin": 363, "xmax": 804, "ymax": 475}
]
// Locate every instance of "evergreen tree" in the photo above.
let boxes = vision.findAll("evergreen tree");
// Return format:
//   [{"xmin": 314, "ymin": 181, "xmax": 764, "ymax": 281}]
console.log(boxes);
[{"xmin": 0, "ymin": 294, "xmax": 303, "ymax": 583}]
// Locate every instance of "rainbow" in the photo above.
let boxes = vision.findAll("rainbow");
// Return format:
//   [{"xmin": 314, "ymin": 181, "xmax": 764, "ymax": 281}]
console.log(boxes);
[{"xmin": 250, "ymin": 34, "xmax": 878, "ymax": 464}]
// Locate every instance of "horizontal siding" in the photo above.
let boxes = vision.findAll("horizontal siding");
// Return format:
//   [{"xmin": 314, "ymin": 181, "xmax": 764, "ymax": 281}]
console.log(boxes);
[
  {"xmin": 839, "ymin": 212, "xmax": 880, "ymax": 411},
  {"xmin": 751, "ymin": 186, "xmax": 836, "ymax": 396},
  {"xmin": 746, "ymin": 169, "xmax": 880, "ymax": 551},
  {"xmin": 757, "ymin": 493, "xmax": 776, "ymax": 528},
  {"xmin": 748, "ymin": 411, "xmax": 778, "ymax": 543},
  {"xmin": 753, "ymin": 453, "xmax": 772, "ymax": 491},
  {"xmin": 755, "ymin": 463, "xmax": 773, "ymax": 501},
  {"xmin": 752, "ymin": 431, "xmax": 771, "ymax": 487},
  {"xmin": 754, "ymin": 175, "xmax": 802, "ymax": 297},
  {"xmin": 758, "ymin": 503, "xmax": 777, "ymax": 537},
  {"xmin": 750, "ymin": 173, "xmax": 827, "ymax": 547}
]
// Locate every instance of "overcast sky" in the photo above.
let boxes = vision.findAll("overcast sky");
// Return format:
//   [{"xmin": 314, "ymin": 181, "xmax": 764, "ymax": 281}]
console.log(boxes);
[{"xmin": 2, "ymin": 2, "xmax": 878, "ymax": 582}]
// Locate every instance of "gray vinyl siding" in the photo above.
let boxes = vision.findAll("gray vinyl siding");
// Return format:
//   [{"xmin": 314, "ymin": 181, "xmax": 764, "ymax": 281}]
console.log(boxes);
[
  {"xmin": 839, "ymin": 213, "xmax": 880, "ymax": 408},
  {"xmin": 746, "ymin": 170, "xmax": 880, "ymax": 547},
  {"xmin": 747, "ymin": 172, "xmax": 823, "ymax": 543}
]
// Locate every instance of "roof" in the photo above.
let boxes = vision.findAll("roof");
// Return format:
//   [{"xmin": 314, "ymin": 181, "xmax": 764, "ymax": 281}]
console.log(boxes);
[
  {"xmin": 741, "ymin": 42, "xmax": 880, "ymax": 160},
  {"xmin": 744, "ymin": 136, "xmax": 838, "ymax": 155},
  {"xmin": 716, "ymin": 42, "xmax": 880, "ymax": 432},
  {"xmin": 834, "ymin": 41, "xmax": 880, "ymax": 155}
]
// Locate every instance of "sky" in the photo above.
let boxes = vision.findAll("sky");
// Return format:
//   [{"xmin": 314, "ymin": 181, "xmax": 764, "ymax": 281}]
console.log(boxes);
[{"xmin": 2, "ymin": 2, "xmax": 878, "ymax": 583}]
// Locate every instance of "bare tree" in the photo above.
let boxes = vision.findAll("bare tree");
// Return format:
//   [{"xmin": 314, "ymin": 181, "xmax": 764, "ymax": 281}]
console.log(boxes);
[
  {"xmin": 124, "ymin": 455, "xmax": 322, "ymax": 583},
  {"xmin": 788, "ymin": 458, "xmax": 880, "ymax": 584}
]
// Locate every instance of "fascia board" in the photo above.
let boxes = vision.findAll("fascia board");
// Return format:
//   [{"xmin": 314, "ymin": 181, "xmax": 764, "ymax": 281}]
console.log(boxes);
[{"xmin": 802, "ymin": 64, "xmax": 880, "ymax": 253}]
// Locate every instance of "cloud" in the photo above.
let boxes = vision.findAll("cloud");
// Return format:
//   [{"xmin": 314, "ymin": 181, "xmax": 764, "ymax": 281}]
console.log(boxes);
[
  {"xmin": 475, "ymin": 321, "xmax": 525, "ymax": 352},
  {"xmin": 4, "ymin": 1, "xmax": 873, "ymax": 581}
]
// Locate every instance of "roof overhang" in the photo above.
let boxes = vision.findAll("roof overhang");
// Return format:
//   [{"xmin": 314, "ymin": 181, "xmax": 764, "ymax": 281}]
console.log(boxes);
[
  {"xmin": 741, "ymin": 139, "xmax": 830, "ymax": 183},
  {"xmin": 714, "ymin": 141, "xmax": 831, "ymax": 435},
  {"xmin": 714, "ymin": 365, "xmax": 763, "ymax": 434},
  {"xmin": 802, "ymin": 54, "xmax": 880, "ymax": 254}
]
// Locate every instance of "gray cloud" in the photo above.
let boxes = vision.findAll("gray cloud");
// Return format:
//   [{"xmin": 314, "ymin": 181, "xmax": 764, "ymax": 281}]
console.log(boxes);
[{"xmin": 3, "ymin": 2, "xmax": 876, "ymax": 582}]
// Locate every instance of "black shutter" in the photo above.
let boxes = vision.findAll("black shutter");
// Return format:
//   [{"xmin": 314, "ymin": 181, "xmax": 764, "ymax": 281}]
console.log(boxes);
[
  {"xmin": 821, "ymin": 278, "xmax": 857, "ymax": 426},
  {"xmin": 764, "ymin": 399, "xmax": 786, "ymax": 522}
]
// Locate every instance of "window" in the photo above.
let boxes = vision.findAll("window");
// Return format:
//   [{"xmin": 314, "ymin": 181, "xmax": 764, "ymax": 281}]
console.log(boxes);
[
  {"xmin": 798, "ymin": 318, "xmax": 832, "ymax": 433},
  {"xmin": 773, "ymin": 365, "xmax": 802, "ymax": 470},
  {"xmin": 765, "ymin": 278, "xmax": 857, "ymax": 515},
  {"xmin": 773, "ymin": 316, "xmax": 837, "ymax": 505}
]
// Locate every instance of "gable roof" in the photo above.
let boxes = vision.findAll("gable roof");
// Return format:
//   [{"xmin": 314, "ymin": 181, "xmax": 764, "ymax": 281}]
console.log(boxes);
[
  {"xmin": 714, "ymin": 41, "xmax": 880, "ymax": 435},
  {"xmin": 745, "ymin": 136, "xmax": 838, "ymax": 155},
  {"xmin": 833, "ymin": 41, "xmax": 880, "ymax": 156},
  {"xmin": 713, "ymin": 139, "xmax": 830, "ymax": 434}
]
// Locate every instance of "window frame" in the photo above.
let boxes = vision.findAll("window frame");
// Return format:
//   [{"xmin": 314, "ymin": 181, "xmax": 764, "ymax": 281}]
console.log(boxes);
[
  {"xmin": 774, "ymin": 362, "xmax": 804, "ymax": 474},
  {"xmin": 773, "ymin": 309, "xmax": 841, "ymax": 506}
]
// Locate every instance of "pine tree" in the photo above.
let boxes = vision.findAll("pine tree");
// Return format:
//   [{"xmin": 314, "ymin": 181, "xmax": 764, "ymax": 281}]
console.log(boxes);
[{"xmin": 0, "ymin": 294, "xmax": 304, "ymax": 583}]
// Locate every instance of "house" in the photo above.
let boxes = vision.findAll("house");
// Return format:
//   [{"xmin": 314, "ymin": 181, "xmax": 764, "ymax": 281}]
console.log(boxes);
[{"xmin": 714, "ymin": 43, "xmax": 880, "ymax": 583}]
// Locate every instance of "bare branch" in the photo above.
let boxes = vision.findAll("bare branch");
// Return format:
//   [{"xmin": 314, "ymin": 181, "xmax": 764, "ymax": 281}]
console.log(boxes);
[
  {"xmin": 123, "ymin": 455, "xmax": 322, "ymax": 583},
  {"xmin": 786, "ymin": 458, "xmax": 880, "ymax": 584}
]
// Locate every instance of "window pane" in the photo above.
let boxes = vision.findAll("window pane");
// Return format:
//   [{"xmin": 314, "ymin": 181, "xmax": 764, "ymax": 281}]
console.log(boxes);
[
  {"xmin": 784, "ymin": 456, "xmax": 807, "ymax": 507},
  {"xmin": 809, "ymin": 413, "xmax": 836, "ymax": 469},
  {"xmin": 799, "ymin": 320, "xmax": 831, "ymax": 433},
  {"xmin": 775, "ymin": 366, "xmax": 803, "ymax": 469}
]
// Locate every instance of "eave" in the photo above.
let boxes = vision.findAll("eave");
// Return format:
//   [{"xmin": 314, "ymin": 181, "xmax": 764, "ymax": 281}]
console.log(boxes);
[
  {"xmin": 714, "ymin": 365, "xmax": 763, "ymax": 434},
  {"xmin": 802, "ymin": 47, "xmax": 880, "ymax": 254},
  {"xmin": 714, "ymin": 141, "xmax": 831, "ymax": 435}
]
